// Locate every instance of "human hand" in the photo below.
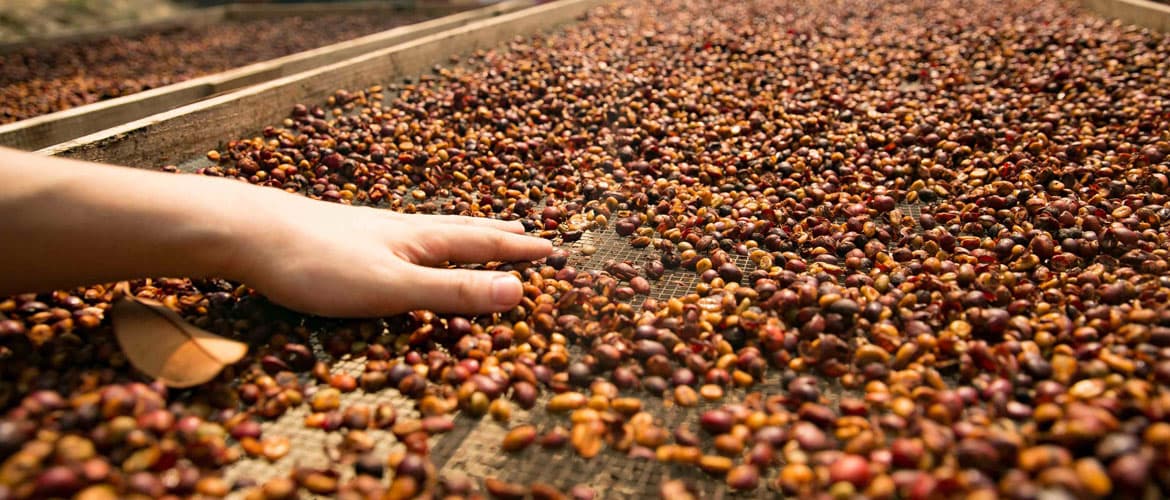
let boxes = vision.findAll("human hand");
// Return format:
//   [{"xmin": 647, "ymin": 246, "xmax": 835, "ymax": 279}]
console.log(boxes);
[
  {"xmin": 227, "ymin": 189, "xmax": 552, "ymax": 318},
  {"xmin": 0, "ymin": 146, "xmax": 550, "ymax": 317}
]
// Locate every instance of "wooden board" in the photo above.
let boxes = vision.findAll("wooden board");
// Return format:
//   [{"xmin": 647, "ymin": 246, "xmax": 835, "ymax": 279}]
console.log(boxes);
[
  {"xmin": 0, "ymin": 1, "xmax": 531, "ymax": 152},
  {"xmin": 1081, "ymin": 0, "xmax": 1170, "ymax": 31},
  {"xmin": 41, "ymin": 0, "xmax": 605, "ymax": 167}
]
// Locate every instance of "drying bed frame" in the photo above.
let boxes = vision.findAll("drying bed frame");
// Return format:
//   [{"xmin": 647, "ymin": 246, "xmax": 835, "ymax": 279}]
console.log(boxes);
[
  {"xmin": 27, "ymin": 0, "xmax": 1072, "ymax": 496},
  {"xmin": 0, "ymin": 0, "xmax": 534, "ymax": 152}
]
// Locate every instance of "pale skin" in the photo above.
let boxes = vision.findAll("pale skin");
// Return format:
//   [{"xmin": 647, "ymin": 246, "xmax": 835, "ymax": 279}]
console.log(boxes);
[{"xmin": 0, "ymin": 146, "xmax": 553, "ymax": 317}]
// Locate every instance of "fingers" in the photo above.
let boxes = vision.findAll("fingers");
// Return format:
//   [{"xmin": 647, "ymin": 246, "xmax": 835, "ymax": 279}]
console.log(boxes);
[
  {"xmin": 412, "ymin": 225, "xmax": 553, "ymax": 265},
  {"xmin": 396, "ymin": 266, "xmax": 525, "ymax": 314},
  {"xmin": 388, "ymin": 212, "xmax": 526, "ymax": 234}
]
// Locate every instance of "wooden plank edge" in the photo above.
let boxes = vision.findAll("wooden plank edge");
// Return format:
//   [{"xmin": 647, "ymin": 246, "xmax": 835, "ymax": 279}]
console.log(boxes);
[
  {"xmin": 1081, "ymin": 0, "xmax": 1170, "ymax": 31},
  {"xmin": 40, "ymin": 0, "xmax": 604, "ymax": 167},
  {"xmin": 0, "ymin": 0, "xmax": 533, "ymax": 152},
  {"xmin": 0, "ymin": 85, "xmax": 214, "ymax": 152},
  {"xmin": 207, "ymin": 0, "xmax": 534, "ymax": 92}
]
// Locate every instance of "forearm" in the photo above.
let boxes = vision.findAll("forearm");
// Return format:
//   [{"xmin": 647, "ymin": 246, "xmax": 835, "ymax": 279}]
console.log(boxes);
[{"xmin": 0, "ymin": 147, "xmax": 247, "ymax": 295}]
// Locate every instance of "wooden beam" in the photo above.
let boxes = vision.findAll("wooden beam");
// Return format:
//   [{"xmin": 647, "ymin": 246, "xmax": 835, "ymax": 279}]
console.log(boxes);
[{"xmin": 1081, "ymin": 0, "xmax": 1170, "ymax": 32}]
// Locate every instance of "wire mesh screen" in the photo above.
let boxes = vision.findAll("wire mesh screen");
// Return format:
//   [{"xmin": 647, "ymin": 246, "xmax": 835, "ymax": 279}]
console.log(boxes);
[{"xmin": 215, "ymin": 212, "xmax": 871, "ymax": 498}]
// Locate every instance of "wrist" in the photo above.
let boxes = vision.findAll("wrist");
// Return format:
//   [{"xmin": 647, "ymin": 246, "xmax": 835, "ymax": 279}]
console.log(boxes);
[
  {"xmin": 189, "ymin": 178, "xmax": 270, "ymax": 283},
  {"xmin": 200, "ymin": 180, "xmax": 300, "ymax": 284}
]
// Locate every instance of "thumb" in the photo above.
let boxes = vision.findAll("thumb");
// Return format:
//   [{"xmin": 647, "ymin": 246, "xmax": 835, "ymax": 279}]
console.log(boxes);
[{"xmin": 396, "ymin": 265, "xmax": 525, "ymax": 314}]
